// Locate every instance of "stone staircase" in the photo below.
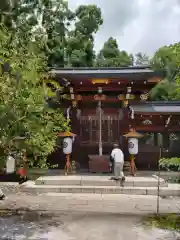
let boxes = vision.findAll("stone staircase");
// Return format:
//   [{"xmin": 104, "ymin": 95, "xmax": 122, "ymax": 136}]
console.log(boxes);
[{"xmin": 20, "ymin": 175, "xmax": 180, "ymax": 197}]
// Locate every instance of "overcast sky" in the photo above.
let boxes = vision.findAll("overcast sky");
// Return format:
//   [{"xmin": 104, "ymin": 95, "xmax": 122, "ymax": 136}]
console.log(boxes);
[{"xmin": 68, "ymin": 0, "xmax": 180, "ymax": 56}]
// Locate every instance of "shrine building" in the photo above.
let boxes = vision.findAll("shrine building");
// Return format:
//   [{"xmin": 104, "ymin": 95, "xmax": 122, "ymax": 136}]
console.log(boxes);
[{"xmin": 48, "ymin": 66, "xmax": 180, "ymax": 172}]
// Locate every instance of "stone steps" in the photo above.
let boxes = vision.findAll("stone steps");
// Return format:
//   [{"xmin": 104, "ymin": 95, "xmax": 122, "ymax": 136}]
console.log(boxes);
[
  {"xmin": 19, "ymin": 175, "xmax": 180, "ymax": 197},
  {"xmin": 35, "ymin": 175, "xmax": 168, "ymax": 187},
  {"xmin": 20, "ymin": 181, "xmax": 180, "ymax": 197}
]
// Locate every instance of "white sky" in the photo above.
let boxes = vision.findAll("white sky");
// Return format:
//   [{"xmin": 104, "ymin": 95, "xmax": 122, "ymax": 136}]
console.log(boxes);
[{"xmin": 68, "ymin": 0, "xmax": 180, "ymax": 56}]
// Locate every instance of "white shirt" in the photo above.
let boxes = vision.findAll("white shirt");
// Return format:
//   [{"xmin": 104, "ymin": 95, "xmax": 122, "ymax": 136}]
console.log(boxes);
[{"xmin": 111, "ymin": 148, "xmax": 124, "ymax": 163}]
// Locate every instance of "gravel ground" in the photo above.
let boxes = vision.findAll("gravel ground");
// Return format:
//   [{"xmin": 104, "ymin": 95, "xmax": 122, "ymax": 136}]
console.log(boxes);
[{"xmin": 0, "ymin": 213, "xmax": 180, "ymax": 240}]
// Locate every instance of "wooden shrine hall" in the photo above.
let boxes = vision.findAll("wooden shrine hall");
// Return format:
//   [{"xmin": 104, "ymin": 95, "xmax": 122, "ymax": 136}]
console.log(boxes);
[{"xmin": 48, "ymin": 67, "xmax": 180, "ymax": 172}]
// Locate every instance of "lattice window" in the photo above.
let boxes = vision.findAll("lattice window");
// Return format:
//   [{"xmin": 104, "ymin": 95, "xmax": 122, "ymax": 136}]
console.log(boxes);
[{"xmin": 169, "ymin": 133, "xmax": 179, "ymax": 141}]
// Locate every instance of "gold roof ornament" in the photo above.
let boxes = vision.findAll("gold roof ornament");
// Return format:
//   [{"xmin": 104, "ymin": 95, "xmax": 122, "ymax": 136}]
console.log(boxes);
[
  {"xmin": 123, "ymin": 131, "xmax": 143, "ymax": 139},
  {"xmin": 91, "ymin": 79, "xmax": 110, "ymax": 84},
  {"xmin": 58, "ymin": 132, "xmax": 76, "ymax": 137}
]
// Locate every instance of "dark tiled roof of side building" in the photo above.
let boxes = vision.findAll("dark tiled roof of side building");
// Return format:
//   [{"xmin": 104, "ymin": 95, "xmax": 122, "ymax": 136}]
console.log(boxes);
[{"xmin": 132, "ymin": 101, "xmax": 180, "ymax": 114}]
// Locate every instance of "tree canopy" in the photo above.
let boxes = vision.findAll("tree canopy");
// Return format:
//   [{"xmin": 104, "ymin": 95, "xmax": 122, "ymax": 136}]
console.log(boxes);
[
  {"xmin": 135, "ymin": 52, "xmax": 150, "ymax": 66},
  {"xmin": 0, "ymin": 25, "xmax": 69, "ymax": 167},
  {"xmin": 0, "ymin": 0, "xmax": 179, "ymax": 72},
  {"xmin": 95, "ymin": 37, "xmax": 133, "ymax": 67},
  {"xmin": 66, "ymin": 4, "xmax": 103, "ymax": 67},
  {"xmin": 0, "ymin": 1, "xmax": 134, "ymax": 68},
  {"xmin": 150, "ymin": 42, "xmax": 180, "ymax": 100},
  {"xmin": 0, "ymin": 0, "xmax": 180, "ymax": 168}
]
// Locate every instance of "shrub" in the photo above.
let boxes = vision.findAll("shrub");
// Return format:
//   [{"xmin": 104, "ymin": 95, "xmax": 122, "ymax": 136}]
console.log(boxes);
[{"xmin": 159, "ymin": 157, "xmax": 180, "ymax": 171}]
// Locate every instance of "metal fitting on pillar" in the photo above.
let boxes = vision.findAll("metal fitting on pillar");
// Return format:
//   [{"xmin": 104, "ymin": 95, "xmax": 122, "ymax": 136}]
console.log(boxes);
[
  {"xmin": 126, "ymin": 86, "xmax": 131, "ymax": 100},
  {"xmin": 98, "ymin": 87, "xmax": 102, "ymax": 94}
]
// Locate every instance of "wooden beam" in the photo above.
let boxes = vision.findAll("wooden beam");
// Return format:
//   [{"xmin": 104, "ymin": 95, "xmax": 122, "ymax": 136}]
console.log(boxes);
[
  {"xmin": 75, "ymin": 95, "xmax": 119, "ymax": 102},
  {"xmin": 73, "ymin": 84, "xmax": 154, "ymax": 92},
  {"xmin": 147, "ymin": 77, "xmax": 162, "ymax": 83},
  {"xmin": 136, "ymin": 126, "xmax": 180, "ymax": 132},
  {"xmin": 135, "ymin": 112, "xmax": 180, "ymax": 116}
]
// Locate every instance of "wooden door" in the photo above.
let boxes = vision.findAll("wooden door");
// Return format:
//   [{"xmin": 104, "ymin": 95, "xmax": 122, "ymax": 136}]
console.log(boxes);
[{"xmin": 80, "ymin": 114, "xmax": 119, "ymax": 145}]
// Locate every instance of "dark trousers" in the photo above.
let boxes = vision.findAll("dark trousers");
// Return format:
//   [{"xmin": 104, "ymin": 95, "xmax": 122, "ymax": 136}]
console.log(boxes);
[{"xmin": 110, "ymin": 155, "xmax": 114, "ymax": 173}]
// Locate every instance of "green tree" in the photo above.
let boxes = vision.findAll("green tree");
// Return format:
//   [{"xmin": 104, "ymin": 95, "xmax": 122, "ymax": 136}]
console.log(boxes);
[
  {"xmin": 24, "ymin": 0, "xmax": 74, "ymax": 67},
  {"xmin": 150, "ymin": 79, "xmax": 177, "ymax": 100},
  {"xmin": 95, "ymin": 37, "xmax": 133, "ymax": 67},
  {"xmin": 67, "ymin": 4, "xmax": 103, "ymax": 67},
  {"xmin": 0, "ymin": 0, "xmax": 38, "ymax": 31},
  {"xmin": 14, "ymin": 2, "xmax": 103, "ymax": 68},
  {"xmin": 151, "ymin": 45, "xmax": 179, "ymax": 81},
  {"xmin": 0, "ymin": 0, "xmax": 74, "ymax": 67},
  {"xmin": 150, "ymin": 42, "xmax": 180, "ymax": 100},
  {"xmin": 170, "ymin": 43, "xmax": 180, "ymax": 85},
  {"xmin": 0, "ymin": 25, "xmax": 69, "ymax": 167},
  {"xmin": 135, "ymin": 52, "xmax": 150, "ymax": 66}
]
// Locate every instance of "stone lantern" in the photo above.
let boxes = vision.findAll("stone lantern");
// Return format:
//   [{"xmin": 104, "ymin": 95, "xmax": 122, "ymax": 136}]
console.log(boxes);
[
  {"xmin": 58, "ymin": 131, "xmax": 76, "ymax": 175},
  {"xmin": 123, "ymin": 130, "xmax": 143, "ymax": 176},
  {"xmin": 6, "ymin": 136, "xmax": 27, "ymax": 174}
]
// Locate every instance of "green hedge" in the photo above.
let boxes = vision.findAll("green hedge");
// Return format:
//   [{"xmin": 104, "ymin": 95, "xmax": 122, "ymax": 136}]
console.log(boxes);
[{"xmin": 159, "ymin": 157, "xmax": 180, "ymax": 171}]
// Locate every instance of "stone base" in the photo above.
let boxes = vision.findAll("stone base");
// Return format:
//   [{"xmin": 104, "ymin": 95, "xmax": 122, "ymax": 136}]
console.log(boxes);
[
  {"xmin": 20, "ymin": 181, "xmax": 180, "ymax": 197},
  {"xmin": 35, "ymin": 175, "xmax": 167, "ymax": 187},
  {"xmin": 19, "ymin": 175, "xmax": 180, "ymax": 197}
]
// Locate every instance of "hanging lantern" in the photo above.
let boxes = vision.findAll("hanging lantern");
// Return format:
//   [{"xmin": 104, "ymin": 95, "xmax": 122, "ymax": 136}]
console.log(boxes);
[
  {"xmin": 63, "ymin": 137, "xmax": 73, "ymax": 155},
  {"xmin": 123, "ymin": 131, "xmax": 143, "ymax": 176},
  {"xmin": 58, "ymin": 131, "xmax": 76, "ymax": 175},
  {"xmin": 124, "ymin": 131, "xmax": 143, "ymax": 155},
  {"xmin": 128, "ymin": 138, "xmax": 138, "ymax": 155}
]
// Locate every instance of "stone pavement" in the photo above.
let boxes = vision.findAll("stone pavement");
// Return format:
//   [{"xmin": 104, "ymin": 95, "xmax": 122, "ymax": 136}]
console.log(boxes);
[{"xmin": 0, "ymin": 191, "xmax": 180, "ymax": 215}]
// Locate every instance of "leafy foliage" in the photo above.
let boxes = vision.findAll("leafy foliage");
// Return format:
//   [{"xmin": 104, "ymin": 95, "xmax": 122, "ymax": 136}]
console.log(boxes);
[
  {"xmin": 66, "ymin": 5, "xmax": 103, "ymax": 67},
  {"xmin": 95, "ymin": 37, "xmax": 133, "ymax": 67},
  {"xmin": 145, "ymin": 214, "xmax": 180, "ymax": 231},
  {"xmin": 135, "ymin": 52, "xmax": 150, "ymax": 66},
  {"xmin": 150, "ymin": 42, "xmax": 180, "ymax": 100},
  {"xmin": 150, "ymin": 79, "xmax": 177, "ymax": 100},
  {"xmin": 159, "ymin": 157, "xmax": 180, "ymax": 171},
  {"xmin": 1, "ymin": 0, "xmax": 180, "ymax": 71},
  {"xmin": 151, "ymin": 46, "xmax": 178, "ymax": 80},
  {"xmin": 0, "ymin": 25, "xmax": 69, "ymax": 167}
]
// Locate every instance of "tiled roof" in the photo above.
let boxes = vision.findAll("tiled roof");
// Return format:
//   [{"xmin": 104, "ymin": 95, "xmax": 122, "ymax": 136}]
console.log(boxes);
[
  {"xmin": 50, "ymin": 67, "xmax": 163, "ymax": 80},
  {"xmin": 132, "ymin": 101, "xmax": 180, "ymax": 114}
]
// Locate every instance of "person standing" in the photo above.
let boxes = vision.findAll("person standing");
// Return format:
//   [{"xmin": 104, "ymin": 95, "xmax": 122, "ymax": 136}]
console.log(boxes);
[{"xmin": 111, "ymin": 143, "xmax": 125, "ymax": 183}]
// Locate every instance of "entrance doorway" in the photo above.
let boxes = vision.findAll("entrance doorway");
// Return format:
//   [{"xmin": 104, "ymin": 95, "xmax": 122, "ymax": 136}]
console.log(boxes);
[
  {"xmin": 80, "ymin": 114, "xmax": 120, "ymax": 146},
  {"xmin": 73, "ymin": 106, "xmax": 129, "ymax": 169}
]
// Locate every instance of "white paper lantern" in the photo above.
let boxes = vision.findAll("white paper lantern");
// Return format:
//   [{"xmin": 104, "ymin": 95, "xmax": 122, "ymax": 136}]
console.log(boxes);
[
  {"xmin": 128, "ymin": 138, "xmax": 138, "ymax": 155},
  {"xmin": 6, "ymin": 155, "xmax": 15, "ymax": 173},
  {"xmin": 63, "ymin": 137, "xmax": 73, "ymax": 154}
]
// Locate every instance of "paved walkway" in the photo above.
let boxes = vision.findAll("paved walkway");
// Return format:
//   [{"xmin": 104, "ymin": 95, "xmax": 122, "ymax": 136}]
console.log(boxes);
[{"xmin": 0, "ymin": 192, "xmax": 180, "ymax": 215}]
